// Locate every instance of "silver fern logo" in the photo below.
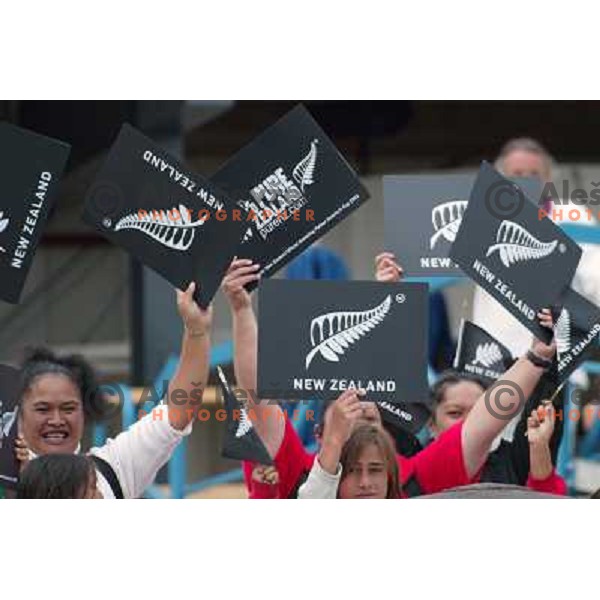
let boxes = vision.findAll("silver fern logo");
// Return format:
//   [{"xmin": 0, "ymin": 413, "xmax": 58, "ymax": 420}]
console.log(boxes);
[
  {"xmin": 305, "ymin": 295, "xmax": 392, "ymax": 370},
  {"xmin": 0, "ymin": 211, "xmax": 10, "ymax": 253},
  {"xmin": 486, "ymin": 220, "xmax": 563, "ymax": 268},
  {"xmin": 217, "ymin": 366, "xmax": 253, "ymax": 439},
  {"xmin": 430, "ymin": 200, "xmax": 468, "ymax": 250},
  {"xmin": 234, "ymin": 406, "xmax": 253, "ymax": 438},
  {"xmin": 471, "ymin": 342, "xmax": 503, "ymax": 369},
  {"xmin": 0, "ymin": 408, "xmax": 17, "ymax": 445},
  {"xmin": 239, "ymin": 140, "xmax": 319, "ymax": 244},
  {"xmin": 554, "ymin": 308, "xmax": 571, "ymax": 364},
  {"xmin": 106, "ymin": 204, "xmax": 205, "ymax": 251},
  {"xmin": 292, "ymin": 139, "xmax": 318, "ymax": 192}
]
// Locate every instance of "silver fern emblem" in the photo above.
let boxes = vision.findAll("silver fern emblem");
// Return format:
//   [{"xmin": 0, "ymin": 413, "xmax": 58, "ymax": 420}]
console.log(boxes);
[
  {"xmin": 554, "ymin": 308, "xmax": 571, "ymax": 363},
  {"xmin": 113, "ymin": 204, "xmax": 205, "ymax": 251},
  {"xmin": 0, "ymin": 409, "xmax": 17, "ymax": 439},
  {"xmin": 0, "ymin": 210, "xmax": 9, "ymax": 253},
  {"xmin": 305, "ymin": 295, "xmax": 392, "ymax": 370},
  {"xmin": 486, "ymin": 220, "xmax": 558, "ymax": 268},
  {"xmin": 235, "ymin": 406, "xmax": 253, "ymax": 438},
  {"xmin": 216, "ymin": 366, "xmax": 253, "ymax": 438},
  {"xmin": 430, "ymin": 200, "xmax": 468, "ymax": 250},
  {"xmin": 472, "ymin": 342, "xmax": 503, "ymax": 368},
  {"xmin": 292, "ymin": 139, "xmax": 318, "ymax": 192}
]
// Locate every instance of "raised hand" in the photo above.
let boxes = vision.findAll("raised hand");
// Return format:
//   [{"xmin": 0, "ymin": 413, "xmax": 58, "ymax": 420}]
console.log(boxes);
[
  {"xmin": 221, "ymin": 258, "xmax": 261, "ymax": 312},
  {"xmin": 323, "ymin": 389, "xmax": 365, "ymax": 448},
  {"xmin": 176, "ymin": 282, "xmax": 212, "ymax": 337},
  {"xmin": 375, "ymin": 252, "xmax": 404, "ymax": 283},
  {"xmin": 527, "ymin": 401, "xmax": 556, "ymax": 446},
  {"xmin": 530, "ymin": 308, "xmax": 557, "ymax": 361},
  {"xmin": 14, "ymin": 434, "xmax": 31, "ymax": 473}
]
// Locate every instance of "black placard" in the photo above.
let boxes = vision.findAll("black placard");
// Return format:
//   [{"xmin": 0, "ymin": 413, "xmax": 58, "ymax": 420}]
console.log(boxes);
[
  {"xmin": 0, "ymin": 364, "xmax": 21, "ymax": 489},
  {"xmin": 383, "ymin": 174, "xmax": 541, "ymax": 276},
  {"xmin": 257, "ymin": 279, "xmax": 429, "ymax": 405},
  {"xmin": 549, "ymin": 287, "xmax": 600, "ymax": 384},
  {"xmin": 82, "ymin": 124, "xmax": 244, "ymax": 307},
  {"xmin": 449, "ymin": 162, "xmax": 582, "ymax": 342},
  {"xmin": 376, "ymin": 400, "xmax": 431, "ymax": 436},
  {"xmin": 212, "ymin": 105, "xmax": 369, "ymax": 288},
  {"xmin": 453, "ymin": 320, "xmax": 515, "ymax": 384},
  {"xmin": 217, "ymin": 367, "xmax": 273, "ymax": 465},
  {"xmin": 0, "ymin": 122, "xmax": 71, "ymax": 303}
]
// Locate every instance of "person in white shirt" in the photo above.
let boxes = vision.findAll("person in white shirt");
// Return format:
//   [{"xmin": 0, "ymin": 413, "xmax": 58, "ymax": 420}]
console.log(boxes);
[
  {"xmin": 298, "ymin": 390, "xmax": 400, "ymax": 499},
  {"xmin": 14, "ymin": 281, "xmax": 212, "ymax": 499}
]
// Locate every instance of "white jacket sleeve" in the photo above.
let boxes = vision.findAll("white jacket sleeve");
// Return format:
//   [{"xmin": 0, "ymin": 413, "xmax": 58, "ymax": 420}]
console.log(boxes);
[
  {"xmin": 90, "ymin": 404, "xmax": 192, "ymax": 499},
  {"xmin": 572, "ymin": 243, "xmax": 600, "ymax": 307},
  {"xmin": 297, "ymin": 456, "xmax": 342, "ymax": 499}
]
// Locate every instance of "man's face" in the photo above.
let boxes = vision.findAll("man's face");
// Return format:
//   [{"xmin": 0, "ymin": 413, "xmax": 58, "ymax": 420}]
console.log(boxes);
[
  {"xmin": 19, "ymin": 374, "xmax": 85, "ymax": 456},
  {"xmin": 431, "ymin": 380, "xmax": 483, "ymax": 437},
  {"xmin": 501, "ymin": 149, "xmax": 550, "ymax": 182},
  {"xmin": 337, "ymin": 442, "xmax": 388, "ymax": 499}
]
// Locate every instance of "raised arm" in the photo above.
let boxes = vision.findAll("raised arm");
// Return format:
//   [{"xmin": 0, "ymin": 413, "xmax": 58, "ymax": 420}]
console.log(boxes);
[
  {"xmin": 375, "ymin": 252, "xmax": 404, "ymax": 283},
  {"xmin": 221, "ymin": 259, "xmax": 285, "ymax": 457},
  {"xmin": 168, "ymin": 282, "xmax": 213, "ymax": 430},
  {"xmin": 525, "ymin": 401, "xmax": 567, "ymax": 494},
  {"xmin": 461, "ymin": 309, "xmax": 556, "ymax": 478},
  {"xmin": 298, "ymin": 390, "xmax": 363, "ymax": 499}
]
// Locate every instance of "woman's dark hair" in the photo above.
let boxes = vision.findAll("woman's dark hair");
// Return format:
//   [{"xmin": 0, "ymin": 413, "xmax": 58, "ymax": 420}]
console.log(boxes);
[
  {"xmin": 430, "ymin": 370, "xmax": 488, "ymax": 412},
  {"xmin": 17, "ymin": 454, "xmax": 96, "ymax": 499},
  {"xmin": 339, "ymin": 424, "xmax": 400, "ymax": 499},
  {"xmin": 19, "ymin": 347, "xmax": 109, "ymax": 420}
]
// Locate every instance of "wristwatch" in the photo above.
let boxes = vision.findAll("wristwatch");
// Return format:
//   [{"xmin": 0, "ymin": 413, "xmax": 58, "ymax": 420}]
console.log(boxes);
[{"xmin": 526, "ymin": 349, "xmax": 553, "ymax": 371}]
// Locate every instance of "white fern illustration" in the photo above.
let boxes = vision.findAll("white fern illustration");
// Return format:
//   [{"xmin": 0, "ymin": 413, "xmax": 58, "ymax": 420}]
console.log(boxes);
[
  {"xmin": 235, "ymin": 406, "xmax": 253, "ymax": 438},
  {"xmin": 113, "ymin": 204, "xmax": 205, "ymax": 251},
  {"xmin": 486, "ymin": 220, "xmax": 558, "ymax": 268},
  {"xmin": 554, "ymin": 308, "xmax": 571, "ymax": 363},
  {"xmin": 0, "ymin": 211, "xmax": 9, "ymax": 253},
  {"xmin": 305, "ymin": 295, "xmax": 392, "ymax": 370},
  {"xmin": 472, "ymin": 342, "xmax": 503, "ymax": 368},
  {"xmin": 0, "ymin": 409, "xmax": 17, "ymax": 439},
  {"xmin": 430, "ymin": 200, "xmax": 468, "ymax": 250},
  {"xmin": 216, "ymin": 366, "xmax": 253, "ymax": 438},
  {"xmin": 292, "ymin": 139, "xmax": 318, "ymax": 192}
]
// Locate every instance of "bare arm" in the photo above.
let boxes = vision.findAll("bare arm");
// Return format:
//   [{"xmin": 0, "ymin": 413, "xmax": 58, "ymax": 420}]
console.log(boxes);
[
  {"xmin": 461, "ymin": 309, "xmax": 556, "ymax": 478},
  {"xmin": 318, "ymin": 389, "xmax": 362, "ymax": 474},
  {"xmin": 167, "ymin": 282, "xmax": 213, "ymax": 431},
  {"xmin": 527, "ymin": 402, "xmax": 555, "ymax": 480},
  {"xmin": 222, "ymin": 259, "xmax": 285, "ymax": 457}
]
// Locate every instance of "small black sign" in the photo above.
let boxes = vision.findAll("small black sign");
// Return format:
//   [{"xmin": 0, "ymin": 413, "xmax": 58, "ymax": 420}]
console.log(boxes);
[
  {"xmin": 218, "ymin": 366, "xmax": 273, "ymax": 465},
  {"xmin": 383, "ymin": 174, "xmax": 541, "ymax": 276},
  {"xmin": 212, "ymin": 105, "xmax": 370, "ymax": 290},
  {"xmin": 376, "ymin": 400, "xmax": 431, "ymax": 436},
  {"xmin": 257, "ymin": 279, "xmax": 429, "ymax": 405},
  {"xmin": 453, "ymin": 320, "xmax": 514, "ymax": 384},
  {"xmin": 0, "ymin": 364, "xmax": 21, "ymax": 489},
  {"xmin": 549, "ymin": 287, "xmax": 600, "ymax": 384},
  {"xmin": 0, "ymin": 122, "xmax": 71, "ymax": 303},
  {"xmin": 82, "ymin": 124, "xmax": 244, "ymax": 307},
  {"xmin": 449, "ymin": 162, "xmax": 582, "ymax": 343}
]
